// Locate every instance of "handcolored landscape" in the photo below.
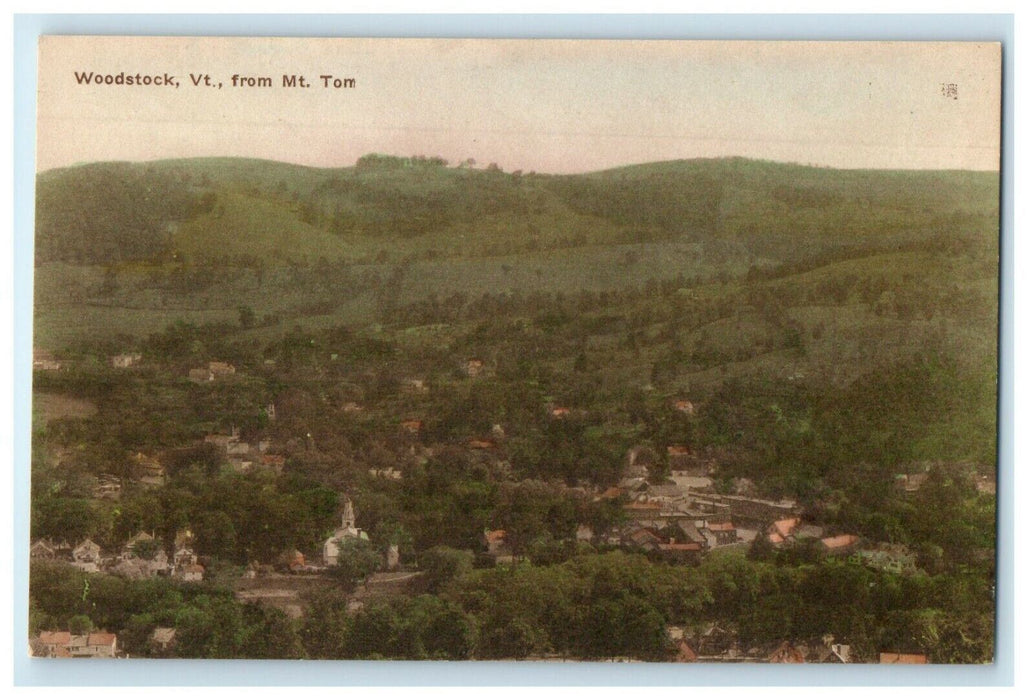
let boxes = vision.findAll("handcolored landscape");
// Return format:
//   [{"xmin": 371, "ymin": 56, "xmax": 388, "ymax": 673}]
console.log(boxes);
[{"xmin": 29, "ymin": 154, "xmax": 998, "ymax": 662}]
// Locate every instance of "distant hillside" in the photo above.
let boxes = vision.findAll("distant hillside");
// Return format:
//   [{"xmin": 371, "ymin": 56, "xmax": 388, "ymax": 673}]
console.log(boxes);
[
  {"xmin": 35, "ymin": 155, "xmax": 1000, "ymax": 267},
  {"xmin": 31, "ymin": 155, "xmax": 1000, "ymax": 357},
  {"xmin": 35, "ymin": 162, "xmax": 201, "ymax": 264}
]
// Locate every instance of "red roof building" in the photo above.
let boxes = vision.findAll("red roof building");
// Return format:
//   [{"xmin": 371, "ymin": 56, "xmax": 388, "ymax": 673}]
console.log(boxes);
[
  {"xmin": 769, "ymin": 641, "xmax": 806, "ymax": 663},
  {"xmin": 675, "ymin": 639, "xmax": 698, "ymax": 662},
  {"xmin": 821, "ymin": 534, "xmax": 860, "ymax": 554},
  {"xmin": 880, "ymin": 652, "xmax": 928, "ymax": 664}
]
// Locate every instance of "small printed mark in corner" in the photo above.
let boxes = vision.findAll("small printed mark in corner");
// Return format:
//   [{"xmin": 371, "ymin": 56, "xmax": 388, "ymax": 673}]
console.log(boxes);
[{"xmin": 941, "ymin": 83, "xmax": 958, "ymax": 100}]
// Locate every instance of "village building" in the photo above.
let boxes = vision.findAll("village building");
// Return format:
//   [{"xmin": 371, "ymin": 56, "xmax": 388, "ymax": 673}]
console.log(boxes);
[
  {"xmin": 203, "ymin": 428, "xmax": 272, "ymax": 472},
  {"xmin": 32, "ymin": 632, "xmax": 72, "ymax": 658},
  {"xmin": 676, "ymin": 521, "xmax": 710, "ymax": 547},
  {"xmin": 174, "ymin": 545, "xmax": 198, "ymax": 569},
  {"xmin": 112, "ymin": 532, "xmax": 170, "ymax": 579},
  {"xmin": 482, "ymin": 529, "xmax": 514, "ymax": 565},
  {"xmin": 189, "ymin": 361, "xmax": 236, "ymax": 383},
  {"xmin": 683, "ymin": 490, "xmax": 800, "ymax": 530},
  {"xmin": 622, "ymin": 500, "xmax": 664, "ymax": 520},
  {"xmin": 150, "ymin": 627, "xmax": 177, "ymax": 656},
  {"xmin": 30, "ymin": 538, "xmax": 67, "ymax": 560},
  {"xmin": 673, "ymin": 399, "xmax": 695, "ymax": 415},
  {"xmin": 323, "ymin": 496, "xmax": 369, "ymax": 566},
  {"xmin": 279, "ymin": 549, "xmax": 307, "ymax": 573},
  {"xmin": 768, "ymin": 641, "xmax": 806, "ymax": 663},
  {"xmin": 684, "ymin": 495, "xmax": 733, "ymax": 519},
  {"xmin": 879, "ymin": 652, "xmax": 928, "ymax": 664},
  {"xmin": 694, "ymin": 623, "xmax": 740, "ymax": 659},
  {"xmin": 596, "ymin": 486, "xmax": 625, "ymax": 502},
  {"xmin": 189, "ymin": 368, "xmax": 214, "ymax": 383},
  {"xmin": 619, "ymin": 476, "xmax": 648, "ymax": 492},
  {"xmin": 208, "ymin": 361, "xmax": 236, "ymax": 378},
  {"xmin": 368, "ymin": 467, "xmax": 403, "ymax": 481},
  {"xmin": 400, "ymin": 419, "xmax": 423, "ymax": 435},
  {"xmin": 669, "ymin": 451, "xmax": 717, "ymax": 478},
  {"xmin": 111, "ymin": 352, "xmax": 142, "ymax": 368},
  {"xmin": 624, "ymin": 446, "xmax": 657, "ymax": 479},
  {"xmin": 204, "ymin": 427, "xmax": 240, "ymax": 452},
  {"xmin": 666, "ymin": 444, "xmax": 704, "ymax": 474},
  {"xmin": 674, "ymin": 639, "xmax": 698, "ymax": 662},
  {"xmin": 625, "ymin": 527, "xmax": 663, "ymax": 551},
  {"xmin": 32, "ymin": 349, "xmax": 63, "ymax": 371},
  {"xmin": 171, "ymin": 543, "xmax": 203, "ymax": 580},
  {"xmin": 259, "ymin": 454, "xmax": 286, "ymax": 474},
  {"xmin": 795, "ymin": 524, "xmax": 825, "ymax": 540},
  {"xmin": 893, "ymin": 471, "xmax": 930, "ymax": 496},
  {"xmin": 703, "ymin": 521, "xmax": 739, "ymax": 547},
  {"xmin": 817, "ymin": 643, "xmax": 852, "ymax": 664},
  {"xmin": 71, "ymin": 539, "xmax": 103, "ymax": 573},
  {"xmin": 177, "ymin": 563, "xmax": 205, "ymax": 582},
  {"xmin": 647, "ymin": 482, "xmax": 683, "ymax": 499},
  {"xmin": 385, "ymin": 544, "xmax": 401, "ymax": 571},
  {"xmin": 121, "ymin": 531, "xmax": 156, "ymax": 557},
  {"xmin": 671, "ymin": 473, "xmax": 714, "ymax": 492},
  {"xmin": 92, "ymin": 474, "xmax": 121, "ymax": 500},
  {"xmin": 402, "ymin": 378, "xmax": 428, "ymax": 394},
  {"xmin": 854, "ymin": 543, "xmax": 918, "ymax": 575},
  {"xmin": 130, "ymin": 452, "xmax": 166, "ymax": 489},
  {"xmin": 767, "ymin": 517, "xmax": 801, "ymax": 546},
  {"xmin": 820, "ymin": 534, "xmax": 860, "ymax": 556},
  {"xmin": 656, "ymin": 541, "xmax": 703, "ymax": 562},
  {"xmin": 463, "ymin": 358, "xmax": 485, "ymax": 377},
  {"xmin": 34, "ymin": 631, "xmax": 118, "ymax": 658}
]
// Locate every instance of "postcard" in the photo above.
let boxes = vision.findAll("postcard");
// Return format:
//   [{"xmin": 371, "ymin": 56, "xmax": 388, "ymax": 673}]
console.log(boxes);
[{"xmin": 29, "ymin": 36, "xmax": 1001, "ymax": 664}]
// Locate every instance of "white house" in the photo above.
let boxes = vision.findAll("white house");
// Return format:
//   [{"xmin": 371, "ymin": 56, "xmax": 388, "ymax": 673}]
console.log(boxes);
[{"xmin": 71, "ymin": 539, "xmax": 102, "ymax": 573}]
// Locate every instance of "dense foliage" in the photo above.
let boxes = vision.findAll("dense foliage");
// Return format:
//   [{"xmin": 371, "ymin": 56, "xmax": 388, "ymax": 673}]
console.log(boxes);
[{"xmin": 29, "ymin": 155, "xmax": 999, "ymax": 662}]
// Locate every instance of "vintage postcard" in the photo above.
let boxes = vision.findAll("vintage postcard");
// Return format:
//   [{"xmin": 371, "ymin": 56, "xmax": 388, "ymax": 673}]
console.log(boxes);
[{"xmin": 29, "ymin": 36, "xmax": 1001, "ymax": 664}]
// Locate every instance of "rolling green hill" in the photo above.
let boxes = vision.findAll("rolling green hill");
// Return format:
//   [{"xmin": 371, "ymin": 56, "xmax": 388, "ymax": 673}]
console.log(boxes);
[
  {"xmin": 36, "ymin": 155, "xmax": 999, "ymax": 265},
  {"xmin": 32, "ymin": 155, "xmax": 999, "ymax": 365}
]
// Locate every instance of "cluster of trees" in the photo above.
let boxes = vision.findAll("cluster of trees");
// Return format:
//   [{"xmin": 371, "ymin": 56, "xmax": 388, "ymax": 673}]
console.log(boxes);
[
  {"xmin": 35, "ymin": 163, "xmax": 209, "ymax": 264},
  {"xmin": 545, "ymin": 170, "xmax": 723, "ymax": 238},
  {"xmin": 32, "ymin": 463, "xmax": 342, "ymax": 564},
  {"xmin": 30, "ymin": 561, "xmax": 301, "ymax": 658},
  {"xmin": 32, "ymin": 543, "xmax": 992, "ymax": 662}
]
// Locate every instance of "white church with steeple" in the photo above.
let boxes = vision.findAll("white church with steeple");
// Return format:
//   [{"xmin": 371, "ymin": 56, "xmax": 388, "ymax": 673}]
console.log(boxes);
[{"xmin": 323, "ymin": 495, "xmax": 368, "ymax": 566}]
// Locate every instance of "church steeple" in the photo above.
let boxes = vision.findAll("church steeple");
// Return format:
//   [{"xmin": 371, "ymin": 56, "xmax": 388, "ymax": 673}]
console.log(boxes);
[
  {"xmin": 323, "ymin": 494, "xmax": 367, "ymax": 567},
  {"xmin": 341, "ymin": 496, "xmax": 355, "ymax": 530}
]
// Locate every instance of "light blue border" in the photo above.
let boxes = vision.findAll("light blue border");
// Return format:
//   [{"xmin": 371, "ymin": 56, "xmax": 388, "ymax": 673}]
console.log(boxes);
[{"xmin": 12, "ymin": 13, "xmax": 1014, "ymax": 687}]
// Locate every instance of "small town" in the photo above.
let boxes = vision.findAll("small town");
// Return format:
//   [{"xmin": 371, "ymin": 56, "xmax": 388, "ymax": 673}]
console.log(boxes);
[{"xmin": 30, "ymin": 340, "xmax": 996, "ymax": 662}]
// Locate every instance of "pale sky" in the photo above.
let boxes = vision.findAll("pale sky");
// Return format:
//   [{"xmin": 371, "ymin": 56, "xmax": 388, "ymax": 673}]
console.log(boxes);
[{"xmin": 36, "ymin": 37, "xmax": 1002, "ymax": 174}]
